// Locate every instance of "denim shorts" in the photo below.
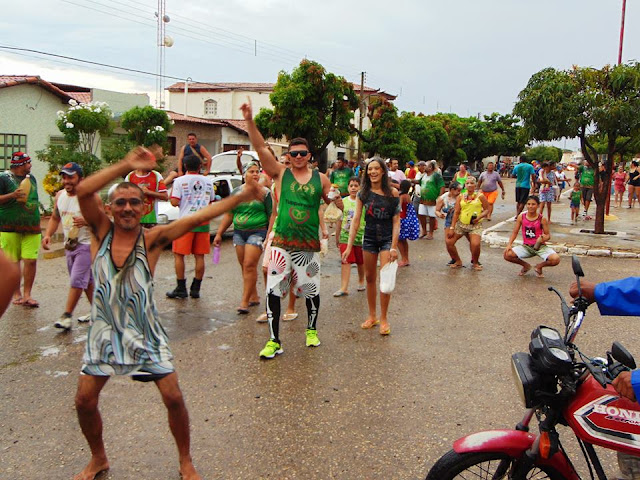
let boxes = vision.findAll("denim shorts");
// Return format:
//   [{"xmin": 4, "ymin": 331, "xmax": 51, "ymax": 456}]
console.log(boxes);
[
  {"xmin": 362, "ymin": 225, "xmax": 393, "ymax": 254},
  {"xmin": 233, "ymin": 229, "xmax": 267, "ymax": 248}
]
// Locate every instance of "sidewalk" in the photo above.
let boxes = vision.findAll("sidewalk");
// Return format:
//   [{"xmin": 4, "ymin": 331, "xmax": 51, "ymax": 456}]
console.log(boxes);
[{"xmin": 483, "ymin": 191, "xmax": 640, "ymax": 258}]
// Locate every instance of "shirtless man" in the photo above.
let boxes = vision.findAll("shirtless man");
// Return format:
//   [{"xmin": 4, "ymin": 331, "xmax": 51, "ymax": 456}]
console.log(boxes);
[
  {"xmin": 240, "ymin": 99, "xmax": 331, "ymax": 359},
  {"xmin": 73, "ymin": 147, "xmax": 261, "ymax": 480}
]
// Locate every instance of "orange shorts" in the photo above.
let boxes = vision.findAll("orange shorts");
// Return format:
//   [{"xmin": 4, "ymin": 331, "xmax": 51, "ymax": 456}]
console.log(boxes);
[
  {"xmin": 172, "ymin": 231, "xmax": 211, "ymax": 255},
  {"xmin": 483, "ymin": 190, "xmax": 498, "ymax": 204}
]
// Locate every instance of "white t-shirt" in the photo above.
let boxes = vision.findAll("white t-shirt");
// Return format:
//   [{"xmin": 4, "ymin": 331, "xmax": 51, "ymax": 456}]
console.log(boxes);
[
  {"xmin": 389, "ymin": 169, "xmax": 407, "ymax": 184},
  {"xmin": 56, "ymin": 190, "xmax": 91, "ymax": 244},
  {"xmin": 170, "ymin": 173, "xmax": 215, "ymax": 219}
]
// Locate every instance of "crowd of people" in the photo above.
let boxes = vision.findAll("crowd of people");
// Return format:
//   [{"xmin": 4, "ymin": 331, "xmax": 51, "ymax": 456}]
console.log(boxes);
[{"xmin": 2, "ymin": 103, "xmax": 640, "ymax": 477}]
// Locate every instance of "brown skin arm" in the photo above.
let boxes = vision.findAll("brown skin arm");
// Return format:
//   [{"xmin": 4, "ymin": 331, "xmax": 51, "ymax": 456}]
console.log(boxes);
[
  {"xmin": 200, "ymin": 145, "xmax": 212, "ymax": 175},
  {"xmin": 213, "ymin": 212, "xmax": 234, "ymax": 247},
  {"xmin": 473, "ymin": 194, "xmax": 490, "ymax": 223},
  {"xmin": 342, "ymin": 196, "xmax": 364, "ymax": 261},
  {"xmin": 239, "ymin": 99, "xmax": 285, "ymax": 180},
  {"xmin": 141, "ymin": 187, "xmax": 169, "ymax": 201},
  {"xmin": 77, "ymin": 147, "xmax": 156, "ymax": 243},
  {"xmin": 319, "ymin": 172, "xmax": 332, "ymax": 204},
  {"xmin": 0, "ymin": 251, "xmax": 20, "ymax": 318},
  {"xmin": 235, "ymin": 148, "xmax": 244, "ymax": 174},
  {"xmin": 177, "ymin": 145, "xmax": 186, "ymax": 176},
  {"xmin": 569, "ymin": 280, "xmax": 597, "ymax": 304},
  {"xmin": 144, "ymin": 176, "xmax": 263, "ymax": 267},
  {"xmin": 539, "ymin": 217, "xmax": 552, "ymax": 244},
  {"xmin": 448, "ymin": 196, "xmax": 462, "ymax": 238},
  {"xmin": 435, "ymin": 195, "xmax": 445, "ymax": 219},
  {"xmin": 42, "ymin": 190, "xmax": 63, "ymax": 250}
]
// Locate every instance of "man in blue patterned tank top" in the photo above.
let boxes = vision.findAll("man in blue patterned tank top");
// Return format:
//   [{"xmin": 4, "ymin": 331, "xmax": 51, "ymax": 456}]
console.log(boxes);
[{"xmin": 72, "ymin": 146, "xmax": 262, "ymax": 480}]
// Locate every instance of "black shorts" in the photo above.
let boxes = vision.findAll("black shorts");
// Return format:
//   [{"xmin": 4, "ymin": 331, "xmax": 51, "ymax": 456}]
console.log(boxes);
[
  {"xmin": 515, "ymin": 187, "xmax": 530, "ymax": 205},
  {"xmin": 362, "ymin": 225, "xmax": 393, "ymax": 254},
  {"xmin": 581, "ymin": 187, "xmax": 593, "ymax": 203}
]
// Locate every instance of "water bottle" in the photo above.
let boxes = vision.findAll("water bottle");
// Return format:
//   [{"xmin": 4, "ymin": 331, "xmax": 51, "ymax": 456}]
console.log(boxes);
[
  {"xmin": 16, "ymin": 174, "xmax": 31, "ymax": 203},
  {"xmin": 212, "ymin": 246, "xmax": 221, "ymax": 265}
]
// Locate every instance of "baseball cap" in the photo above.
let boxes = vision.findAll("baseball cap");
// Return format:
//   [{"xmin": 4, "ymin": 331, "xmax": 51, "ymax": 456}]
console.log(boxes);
[
  {"xmin": 408, "ymin": 161, "xmax": 415, "ymax": 166},
  {"xmin": 60, "ymin": 162, "xmax": 83, "ymax": 177},
  {"xmin": 11, "ymin": 152, "xmax": 30, "ymax": 166}
]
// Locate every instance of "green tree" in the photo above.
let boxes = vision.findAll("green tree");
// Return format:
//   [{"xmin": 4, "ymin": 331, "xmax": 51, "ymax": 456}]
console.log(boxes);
[
  {"xmin": 120, "ymin": 106, "xmax": 172, "ymax": 147},
  {"xmin": 483, "ymin": 113, "xmax": 526, "ymax": 158},
  {"xmin": 255, "ymin": 59, "xmax": 359, "ymax": 171},
  {"xmin": 399, "ymin": 113, "xmax": 449, "ymax": 161},
  {"xmin": 361, "ymin": 97, "xmax": 415, "ymax": 164},
  {"xmin": 525, "ymin": 145, "xmax": 563, "ymax": 164},
  {"xmin": 514, "ymin": 63, "xmax": 640, "ymax": 233}
]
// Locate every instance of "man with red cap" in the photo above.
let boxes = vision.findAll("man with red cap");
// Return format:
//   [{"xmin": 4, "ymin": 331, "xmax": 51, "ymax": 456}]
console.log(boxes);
[{"xmin": 0, "ymin": 152, "xmax": 40, "ymax": 307}]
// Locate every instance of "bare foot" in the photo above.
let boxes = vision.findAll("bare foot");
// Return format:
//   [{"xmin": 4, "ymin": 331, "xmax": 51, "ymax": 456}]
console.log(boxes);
[
  {"xmin": 449, "ymin": 263, "xmax": 463, "ymax": 269},
  {"xmin": 534, "ymin": 266, "xmax": 544, "ymax": 278},
  {"xmin": 518, "ymin": 264, "xmax": 532, "ymax": 276},
  {"xmin": 73, "ymin": 456, "xmax": 109, "ymax": 480},
  {"xmin": 379, "ymin": 321, "xmax": 391, "ymax": 335},
  {"xmin": 180, "ymin": 458, "xmax": 202, "ymax": 480}
]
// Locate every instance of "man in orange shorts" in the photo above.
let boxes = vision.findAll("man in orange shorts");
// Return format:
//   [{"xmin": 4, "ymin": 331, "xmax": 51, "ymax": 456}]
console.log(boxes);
[
  {"xmin": 166, "ymin": 155, "xmax": 215, "ymax": 299},
  {"xmin": 477, "ymin": 161, "xmax": 505, "ymax": 221}
]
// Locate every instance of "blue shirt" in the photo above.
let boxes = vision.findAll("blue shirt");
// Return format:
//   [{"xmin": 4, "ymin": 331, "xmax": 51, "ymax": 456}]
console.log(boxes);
[
  {"xmin": 595, "ymin": 277, "xmax": 640, "ymax": 317},
  {"xmin": 513, "ymin": 163, "xmax": 535, "ymax": 189}
]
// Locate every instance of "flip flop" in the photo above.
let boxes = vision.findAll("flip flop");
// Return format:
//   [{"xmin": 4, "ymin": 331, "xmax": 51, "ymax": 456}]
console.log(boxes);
[
  {"xmin": 357, "ymin": 285, "xmax": 366, "ymax": 292},
  {"xmin": 535, "ymin": 268, "xmax": 545, "ymax": 278},
  {"xmin": 283, "ymin": 313, "xmax": 298, "ymax": 321},
  {"xmin": 379, "ymin": 324, "xmax": 391, "ymax": 335},
  {"xmin": 518, "ymin": 265, "xmax": 532, "ymax": 276},
  {"xmin": 333, "ymin": 290, "xmax": 348, "ymax": 297},
  {"xmin": 22, "ymin": 299, "xmax": 39, "ymax": 308},
  {"xmin": 12, "ymin": 297, "xmax": 24, "ymax": 305},
  {"xmin": 248, "ymin": 301, "xmax": 260, "ymax": 307},
  {"xmin": 237, "ymin": 307, "xmax": 250, "ymax": 315},
  {"xmin": 449, "ymin": 263, "xmax": 464, "ymax": 269},
  {"xmin": 361, "ymin": 319, "xmax": 380, "ymax": 329},
  {"xmin": 471, "ymin": 264, "xmax": 483, "ymax": 271}
]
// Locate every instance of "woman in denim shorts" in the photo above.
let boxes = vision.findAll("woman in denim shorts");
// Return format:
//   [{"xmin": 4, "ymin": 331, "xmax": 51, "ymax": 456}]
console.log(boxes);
[
  {"xmin": 214, "ymin": 163, "xmax": 272, "ymax": 314},
  {"xmin": 342, "ymin": 157, "xmax": 400, "ymax": 336}
]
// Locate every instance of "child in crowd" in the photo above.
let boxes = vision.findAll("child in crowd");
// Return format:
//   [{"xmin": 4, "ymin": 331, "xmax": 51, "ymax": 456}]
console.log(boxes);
[
  {"xmin": 333, "ymin": 177, "xmax": 365, "ymax": 296},
  {"xmin": 504, "ymin": 195, "xmax": 560, "ymax": 278},
  {"xmin": 397, "ymin": 180, "xmax": 420, "ymax": 267},
  {"xmin": 569, "ymin": 182, "xmax": 582, "ymax": 224}
]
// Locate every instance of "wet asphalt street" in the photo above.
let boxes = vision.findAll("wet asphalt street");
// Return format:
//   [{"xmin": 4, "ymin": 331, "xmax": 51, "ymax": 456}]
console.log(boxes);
[{"xmin": 2, "ymin": 181, "xmax": 640, "ymax": 479}]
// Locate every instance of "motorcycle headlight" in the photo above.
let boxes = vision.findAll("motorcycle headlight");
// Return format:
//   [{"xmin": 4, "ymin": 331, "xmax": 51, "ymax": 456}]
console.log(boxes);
[
  {"xmin": 511, "ymin": 352, "xmax": 540, "ymax": 408},
  {"xmin": 157, "ymin": 214, "xmax": 169, "ymax": 225}
]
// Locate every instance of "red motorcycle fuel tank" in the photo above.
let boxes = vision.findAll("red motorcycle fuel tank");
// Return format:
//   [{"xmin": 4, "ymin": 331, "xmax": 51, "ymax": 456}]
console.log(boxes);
[{"xmin": 566, "ymin": 375, "xmax": 640, "ymax": 456}]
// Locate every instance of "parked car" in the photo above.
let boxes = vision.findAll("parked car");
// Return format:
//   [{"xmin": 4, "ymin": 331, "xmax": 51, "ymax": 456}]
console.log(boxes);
[
  {"xmin": 209, "ymin": 150, "xmax": 260, "ymax": 175},
  {"xmin": 156, "ymin": 173, "xmax": 243, "ymax": 236},
  {"xmin": 442, "ymin": 165, "xmax": 481, "ymax": 184}
]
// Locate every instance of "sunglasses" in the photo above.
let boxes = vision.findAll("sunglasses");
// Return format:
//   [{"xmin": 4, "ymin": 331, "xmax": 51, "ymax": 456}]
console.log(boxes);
[
  {"xmin": 288, "ymin": 150, "xmax": 309, "ymax": 158},
  {"xmin": 113, "ymin": 197, "xmax": 143, "ymax": 207}
]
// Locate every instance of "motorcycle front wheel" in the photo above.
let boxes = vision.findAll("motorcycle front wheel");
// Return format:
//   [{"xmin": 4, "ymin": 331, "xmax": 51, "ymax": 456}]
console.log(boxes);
[{"xmin": 426, "ymin": 450, "xmax": 566, "ymax": 479}]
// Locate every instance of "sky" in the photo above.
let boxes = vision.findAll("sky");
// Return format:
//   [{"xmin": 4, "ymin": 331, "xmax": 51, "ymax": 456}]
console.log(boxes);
[{"xmin": 2, "ymin": 0, "xmax": 638, "ymax": 150}]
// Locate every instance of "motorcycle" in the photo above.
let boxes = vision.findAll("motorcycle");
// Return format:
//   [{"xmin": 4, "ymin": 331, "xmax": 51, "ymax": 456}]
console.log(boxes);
[{"xmin": 426, "ymin": 256, "xmax": 640, "ymax": 480}]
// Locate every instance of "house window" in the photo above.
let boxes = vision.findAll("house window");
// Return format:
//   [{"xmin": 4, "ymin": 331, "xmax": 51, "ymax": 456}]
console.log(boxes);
[
  {"xmin": 167, "ymin": 136, "xmax": 177, "ymax": 156},
  {"xmin": 204, "ymin": 99, "xmax": 217, "ymax": 117},
  {"xmin": 0, "ymin": 133, "xmax": 27, "ymax": 170}
]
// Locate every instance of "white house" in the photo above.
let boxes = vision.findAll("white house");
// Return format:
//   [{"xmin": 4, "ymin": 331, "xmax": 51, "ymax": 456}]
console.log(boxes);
[
  {"xmin": 165, "ymin": 81, "xmax": 396, "ymax": 163},
  {"xmin": 0, "ymin": 75, "xmax": 149, "ymax": 203}
]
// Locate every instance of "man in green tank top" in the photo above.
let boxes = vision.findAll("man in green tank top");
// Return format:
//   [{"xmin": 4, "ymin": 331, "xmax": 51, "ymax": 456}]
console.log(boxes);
[{"xmin": 241, "ymin": 99, "xmax": 332, "ymax": 359}]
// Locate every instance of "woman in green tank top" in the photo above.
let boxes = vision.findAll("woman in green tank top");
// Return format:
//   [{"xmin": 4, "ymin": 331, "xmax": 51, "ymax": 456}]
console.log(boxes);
[
  {"xmin": 453, "ymin": 164, "xmax": 469, "ymax": 194},
  {"xmin": 213, "ymin": 163, "xmax": 272, "ymax": 314}
]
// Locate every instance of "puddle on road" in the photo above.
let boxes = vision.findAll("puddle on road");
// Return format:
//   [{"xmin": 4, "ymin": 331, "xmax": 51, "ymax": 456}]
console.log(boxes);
[{"xmin": 40, "ymin": 346, "xmax": 61, "ymax": 357}]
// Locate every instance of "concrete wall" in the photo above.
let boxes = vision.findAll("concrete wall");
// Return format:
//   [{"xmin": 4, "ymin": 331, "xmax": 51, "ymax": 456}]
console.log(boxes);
[
  {"xmin": 168, "ymin": 90, "xmax": 273, "ymax": 120},
  {"xmin": 92, "ymin": 88, "xmax": 149, "ymax": 116},
  {"xmin": 165, "ymin": 122, "xmax": 223, "ymax": 173},
  {"xmin": 0, "ymin": 84, "xmax": 69, "ymax": 204}
]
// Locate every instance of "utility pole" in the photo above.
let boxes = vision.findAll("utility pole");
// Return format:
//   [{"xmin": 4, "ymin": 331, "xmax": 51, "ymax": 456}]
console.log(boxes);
[
  {"xmin": 618, "ymin": 0, "xmax": 627, "ymax": 65},
  {"xmin": 357, "ymin": 71, "xmax": 366, "ymax": 165}
]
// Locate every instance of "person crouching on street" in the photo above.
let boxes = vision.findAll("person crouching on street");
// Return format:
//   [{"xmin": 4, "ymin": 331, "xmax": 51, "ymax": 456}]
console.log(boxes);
[{"xmin": 166, "ymin": 155, "xmax": 215, "ymax": 299}]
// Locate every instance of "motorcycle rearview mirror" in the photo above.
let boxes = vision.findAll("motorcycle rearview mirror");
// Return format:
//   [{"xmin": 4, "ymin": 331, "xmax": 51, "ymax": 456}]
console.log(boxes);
[
  {"xmin": 611, "ymin": 342, "xmax": 637, "ymax": 370},
  {"xmin": 571, "ymin": 255, "xmax": 584, "ymax": 278},
  {"xmin": 548, "ymin": 286, "xmax": 570, "ymax": 327}
]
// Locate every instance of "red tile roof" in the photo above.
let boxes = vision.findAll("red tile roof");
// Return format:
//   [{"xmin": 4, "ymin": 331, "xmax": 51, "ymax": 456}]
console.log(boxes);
[
  {"xmin": 68, "ymin": 92, "xmax": 92, "ymax": 103},
  {"xmin": 0, "ymin": 75, "xmax": 75, "ymax": 102},
  {"xmin": 165, "ymin": 111, "xmax": 248, "ymax": 134},
  {"xmin": 165, "ymin": 81, "xmax": 396, "ymax": 100}
]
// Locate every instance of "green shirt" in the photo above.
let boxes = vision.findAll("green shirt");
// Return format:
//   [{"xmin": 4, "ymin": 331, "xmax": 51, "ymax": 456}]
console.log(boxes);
[
  {"xmin": 231, "ymin": 186, "xmax": 272, "ymax": 231},
  {"xmin": 339, "ymin": 196, "xmax": 365, "ymax": 245},
  {"xmin": 273, "ymin": 169, "xmax": 322, "ymax": 252},
  {"xmin": 570, "ymin": 190, "xmax": 582, "ymax": 205},
  {"xmin": 579, "ymin": 166, "xmax": 595, "ymax": 187},
  {"xmin": 0, "ymin": 172, "xmax": 40, "ymax": 234},
  {"xmin": 330, "ymin": 167, "xmax": 353, "ymax": 196},
  {"xmin": 420, "ymin": 172, "xmax": 445, "ymax": 202}
]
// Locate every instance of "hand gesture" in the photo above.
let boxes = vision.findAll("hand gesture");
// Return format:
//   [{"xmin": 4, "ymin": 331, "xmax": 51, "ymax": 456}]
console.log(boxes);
[
  {"xmin": 239, "ymin": 98, "xmax": 253, "ymax": 121},
  {"xmin": 341, "ymin": 245, "xmax": 352, "ymax": 263},
  {"xmin": 213, "ymin": 234, "xmax": 222, "ymax": 248},
  {"xmin": 322, "ymin": 229, "xmax": 329, "ymax": 240},
  {"xmin": 124, "ymin": 147, "xmax": 157, "ymax": 172},
  {"xmin": 240, "ymin": 173, "xmax": 263, "ymax": 202},
  {"xmin": 436, "ymin": 211, "xmax": 445, "ymax": 219},
  {"xmin": 72, "ymin": 216, "xmax": 87, "ymax": 228},
  {"xmin": 389, "ymin": 249, "xmax": 398, "ymax": 262},
  {"xmin": 41, "ymin": 235, "xmax": 51, "ymax": 250},
  {"xmin": 237, "ymin": 146, "xmax": 244, "ymax": 157}
]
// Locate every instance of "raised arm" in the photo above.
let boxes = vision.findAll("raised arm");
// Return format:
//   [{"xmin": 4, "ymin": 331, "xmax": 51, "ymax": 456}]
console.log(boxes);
[
  {"xmin": 239, "ymin": 99, "xmax": 284, "ymax": 180},
  {"xmin": 77, "ymin": 147, "xmax": 156, "ymax": 241}
]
